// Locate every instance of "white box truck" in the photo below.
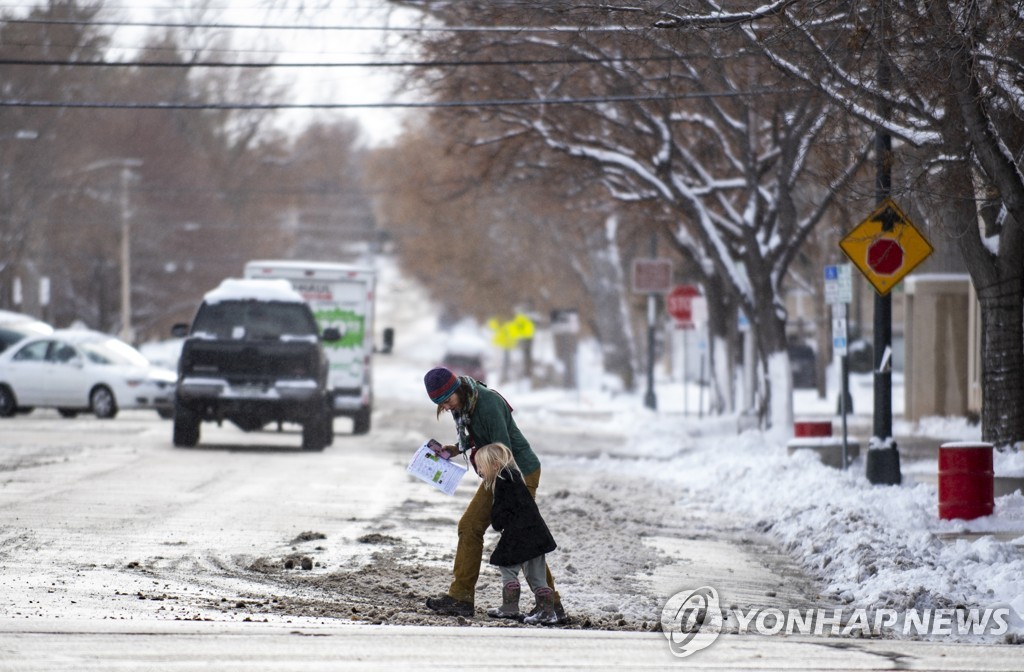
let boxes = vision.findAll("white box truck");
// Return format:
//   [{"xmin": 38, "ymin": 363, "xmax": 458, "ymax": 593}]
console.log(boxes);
[{"xmin": 244, "ymin": 260, "xmax": 383, "ymax": 434}]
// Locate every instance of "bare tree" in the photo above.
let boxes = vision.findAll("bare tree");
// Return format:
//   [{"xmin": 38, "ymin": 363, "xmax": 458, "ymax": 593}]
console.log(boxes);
[
  {"xmin": 623, "ymin": 1, "xmax": 1024, "ymax": 446},
  {"xmin": 0, "ymin": 1, "xmax": 109, "ymax": 316},
  {"xmin": 367, "ymin": 115, "xmax": 647, "ymax": 387},
  {"xmin": 387, "ymin": 1, "xmax": 869, "ymax": 428},
  {"xmin": 1, "ymin": 2, "xmax": 375, "ymax": 342}
]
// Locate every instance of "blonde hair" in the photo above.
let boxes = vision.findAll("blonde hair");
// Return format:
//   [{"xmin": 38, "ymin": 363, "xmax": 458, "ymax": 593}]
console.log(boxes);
[{"xmin": 475, "ymin": 442, "xmax": 521, "ymax": 490}]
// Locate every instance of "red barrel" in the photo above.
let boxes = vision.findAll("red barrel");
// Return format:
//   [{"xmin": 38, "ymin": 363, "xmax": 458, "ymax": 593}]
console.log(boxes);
[
  {"xmin": 794, "ymin": 420, "xmax": 832, "ymax": 438},
  {"xmin": 938, "ymin": 442, "xmax": 994, "ymax": 520}
]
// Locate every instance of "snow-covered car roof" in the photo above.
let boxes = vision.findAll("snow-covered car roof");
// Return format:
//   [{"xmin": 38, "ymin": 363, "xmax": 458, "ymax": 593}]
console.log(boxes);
[
  {"xmin": 0, "ymin": 328, "xmax": 155, "ymax": 369},
  {"xmin": 0, "ymin": 313, "xmax": 53, "ymax": 353},
  {"xmin": 49, "ymin": 329, "xmax": 151, "ymax": 362},
  {"xmin": 50, "ymin": 328, "xmax": 125, "ymax": 343},
  {"xmin": 246, "ymin": 259, "xmax": 375, "ymax": 275},
  {"xmin": 0, "ymin": 309, "xmax": 52, "ymax": 328},
  {"xmin": 445, "ymin": 330, "xmax": 488, "ymax": 357},
  {"xmin": 202, "ymin": 278, "xmax": 305, "ymax": 305}
]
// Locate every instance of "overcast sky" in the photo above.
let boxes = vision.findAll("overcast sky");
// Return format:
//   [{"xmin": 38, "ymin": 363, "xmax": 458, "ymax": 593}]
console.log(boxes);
[{"xmin": 117, "ymin": 0, "xmax": 417, "ymax": 145}]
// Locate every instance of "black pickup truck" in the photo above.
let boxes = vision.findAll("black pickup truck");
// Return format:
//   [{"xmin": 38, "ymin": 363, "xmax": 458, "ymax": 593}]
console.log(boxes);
[{"xmin": 171, "ymin": 279, "xmax": 340, "ymax": 450}]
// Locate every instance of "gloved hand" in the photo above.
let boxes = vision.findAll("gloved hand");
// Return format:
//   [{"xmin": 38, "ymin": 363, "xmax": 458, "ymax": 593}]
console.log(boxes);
[{"xmin": 438, "ymin": 444, "xmax": 457, "ymax": 460}]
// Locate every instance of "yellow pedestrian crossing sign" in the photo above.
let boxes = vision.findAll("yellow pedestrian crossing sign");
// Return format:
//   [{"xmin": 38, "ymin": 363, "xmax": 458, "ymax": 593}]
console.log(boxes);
[
  {"xmin": 488, "ymin": 314, "xmax": 535, "ymax": 350},
  {"xmin": 839, "ymin": 198, "xmax": 933, "ymax": 296}
]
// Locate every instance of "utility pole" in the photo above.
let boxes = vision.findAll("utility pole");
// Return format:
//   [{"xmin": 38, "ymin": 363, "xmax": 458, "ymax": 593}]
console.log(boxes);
[
  {"xmin": 79, "ymin": 158, "xmax": 142, "ymax": 344},
  {"xmin": 119, "ymin": 164, "xmax": 135, "ymax": 344}
]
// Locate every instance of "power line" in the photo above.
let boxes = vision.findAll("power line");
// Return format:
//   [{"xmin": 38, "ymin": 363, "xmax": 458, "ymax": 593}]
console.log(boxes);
[
  {"xmin": 0, "ymin": 54, "xmax": 693, "ymax": 69},
  {"xmin": 0, "ymin": 38, "xmax": 410, "ymax": 59},
  {"xmin": 1, "ymin": 17, "xmax": 631, "ymax": 33},
  {"xmin": 0, "ymin": 88, "xmax": 806, "ymax": 111},
  {"xmin": 0, "ymin": 0, "xmax": 320, "ymax": 10}
]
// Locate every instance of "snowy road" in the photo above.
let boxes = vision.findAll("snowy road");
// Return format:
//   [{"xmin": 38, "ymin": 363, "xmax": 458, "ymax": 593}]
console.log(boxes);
[
  {"xmin": 2, "ymin": 619, "xmax": 1023, "ymax": 671},
  {"xmin": 0, "ymin": 405, "xmax": 812, "ymax": 630},
  {"xmin": 0, "ymin": 406, "xmax": 1020, "ymax": 670}
]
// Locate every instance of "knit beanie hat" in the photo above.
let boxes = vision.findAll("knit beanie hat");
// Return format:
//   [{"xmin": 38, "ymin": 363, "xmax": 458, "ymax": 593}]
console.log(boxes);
[{"xmin": 424, "ymin": 367, "xmax": 460, "ymax": 404}]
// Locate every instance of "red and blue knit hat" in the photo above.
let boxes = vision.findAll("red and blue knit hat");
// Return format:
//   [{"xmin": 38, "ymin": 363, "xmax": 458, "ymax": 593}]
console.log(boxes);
[{"xmin": 424, "ymin": 367, "xmax": 460, "ymax": 404}]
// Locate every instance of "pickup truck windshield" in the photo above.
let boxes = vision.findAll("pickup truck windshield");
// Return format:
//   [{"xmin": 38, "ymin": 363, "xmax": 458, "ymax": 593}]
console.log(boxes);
[{"xmin": 192, "ymin": 300, "xmax": 319, "ymax": 339}]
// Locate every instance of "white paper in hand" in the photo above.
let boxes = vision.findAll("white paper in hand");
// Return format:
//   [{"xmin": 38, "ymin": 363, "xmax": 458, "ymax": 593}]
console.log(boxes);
[{"xmin": 407, "ymin": 440, "xmax": 468, "ymax": 496}]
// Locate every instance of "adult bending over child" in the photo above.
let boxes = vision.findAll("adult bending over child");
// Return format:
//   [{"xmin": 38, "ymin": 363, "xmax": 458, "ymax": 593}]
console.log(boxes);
[{"xmin": 421, "ymin": 366, "xmax": 566, "ymax": 623}]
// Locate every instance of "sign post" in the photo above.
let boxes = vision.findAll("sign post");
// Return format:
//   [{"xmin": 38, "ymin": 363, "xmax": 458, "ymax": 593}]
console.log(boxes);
[
  {"xmin": 667, "ymin": 285, "xmax": 702, "ymax": 415},
  {"xmin": 488, "ymin": 313, "xmax": 536, "ymax": 381},
  {"xmin": 824, "ymin": 264, "xmax": 853, "ymax": 469},
  {"xmin": 632, "ymin": 251, "xmax": 672, "ymax": 411},
  {"xmin": 551, "ymin": 309, "xmax": 580, "ymax": 392},
  {"xmin": 840, "ymin": 198, "xmax": 933, "ymax": 485}
]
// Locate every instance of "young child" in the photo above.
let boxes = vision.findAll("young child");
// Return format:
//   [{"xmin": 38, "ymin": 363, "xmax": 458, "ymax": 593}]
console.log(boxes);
[{"xmin": 474, "ymin": 442, "xmax": 559, "ymax": 625}]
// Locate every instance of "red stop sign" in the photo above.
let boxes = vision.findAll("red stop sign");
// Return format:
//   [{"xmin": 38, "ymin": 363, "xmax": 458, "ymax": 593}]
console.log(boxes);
[
  {"xmin": 867, "ymin": 239, "xmax": 904, "ymax": 275},
  {"xmin": 667, "ymin": 285, "xmax": 700, "ymax": 323}
]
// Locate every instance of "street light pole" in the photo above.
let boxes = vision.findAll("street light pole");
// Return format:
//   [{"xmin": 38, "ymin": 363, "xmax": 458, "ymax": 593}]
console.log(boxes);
[{"xmin": 78, "ymin": 158, "xmax": 142, "ymax": 343}]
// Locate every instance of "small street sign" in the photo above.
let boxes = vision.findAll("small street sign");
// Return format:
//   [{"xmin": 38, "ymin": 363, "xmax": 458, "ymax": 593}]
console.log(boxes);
[
  {"xmin": 832, "ymin": 314, "xmax": 848, "ymax": 356},
  {"xmin": 667, "ymin": 284, "xmax": 700, "ymax": 327},
  {"xmin": 839, "ymin": 198, "xmax": 933, "ymax": 295},
  {"xmin": 550, "ymin": 309, "xmax": 580, "ymax": 335},
  {"xmin": 824, "ymin": 264, "xmax": 853, "ymax": 305},
  {"xmin": 631, "ymin": 258, "xmax": 673, "ymax": 294},
  {"xmin": 487, "ymin": 313, "xmax": 535, "ymax": 350}
]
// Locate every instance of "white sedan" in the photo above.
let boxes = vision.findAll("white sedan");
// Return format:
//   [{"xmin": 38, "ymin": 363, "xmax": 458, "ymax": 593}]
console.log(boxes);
[{"xmin": 0, "ymin": 329, "xmax": 177, "ymax": 419}]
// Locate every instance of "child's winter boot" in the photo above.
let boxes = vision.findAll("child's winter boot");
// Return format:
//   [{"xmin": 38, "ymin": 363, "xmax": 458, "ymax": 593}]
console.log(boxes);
[
  {"xmin": 486, "ymin": 581, "xmax": 522, "ymax": 620},
  {"xmin": 523, "ymin": 586, "xmax": 558, "ymax": 625}
]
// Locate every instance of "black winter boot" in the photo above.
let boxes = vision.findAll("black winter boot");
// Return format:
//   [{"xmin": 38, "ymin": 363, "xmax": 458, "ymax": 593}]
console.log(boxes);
[
  {"xmin": 486, "ymin": 581, "xmax": 522, "ymax": 620},
  {"xmin": 528, "ymin": 594, "xmax": 569, "ymax": 625},
  {"xmin": 425, "ymin": 594, "xmax": 474, "ymax": 617},
  {"xmin": 523, "ymin": 587, "xmax": 557, "ymax": 625}
]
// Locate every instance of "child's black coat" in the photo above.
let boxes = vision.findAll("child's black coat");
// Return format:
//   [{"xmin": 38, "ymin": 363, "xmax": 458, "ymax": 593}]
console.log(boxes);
[{"xmin": 488, "ymin": 467, "xmax": 557, "ymax": 567}]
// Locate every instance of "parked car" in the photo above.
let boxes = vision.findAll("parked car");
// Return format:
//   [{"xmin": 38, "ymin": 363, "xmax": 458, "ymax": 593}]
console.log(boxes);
[
  {"xmin": 439, "ymin": 329, "xmax": 489, "ymax": 382},
  {"xmin": 0, "ymin": 310, "xmax": 53, "ymax": 355},
  {"xmin": 0, "ymin": 329, "xmax": 177, "ymax": 419},
  {"xmin": 440, "ymin": 351, "xmax": 487, "ymax": 383}
]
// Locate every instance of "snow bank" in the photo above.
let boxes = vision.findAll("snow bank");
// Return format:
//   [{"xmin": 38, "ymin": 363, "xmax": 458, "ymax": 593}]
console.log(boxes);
[{"xmin": 539, "ymin": 395, "xmax": 1024, "ymax": 640}]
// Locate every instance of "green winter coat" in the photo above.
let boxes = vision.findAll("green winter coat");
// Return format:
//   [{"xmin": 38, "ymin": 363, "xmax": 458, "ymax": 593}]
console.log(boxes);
[{"xmin": 457, "ymin": 382, "xmax": 540, "ymax": 476}]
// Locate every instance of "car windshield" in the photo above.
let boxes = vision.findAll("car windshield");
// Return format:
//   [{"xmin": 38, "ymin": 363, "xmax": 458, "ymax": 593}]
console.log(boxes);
[
  {"xmin": 191, "ymin": 300, "xmax": 318, "ymax": 339},
  {"xmin": 79, "ymin": 338, "xmax": 150, "ymax": 367},
  {"xmin": 443, "ymin": 354, "xmax": 482, "ymax": 370}
]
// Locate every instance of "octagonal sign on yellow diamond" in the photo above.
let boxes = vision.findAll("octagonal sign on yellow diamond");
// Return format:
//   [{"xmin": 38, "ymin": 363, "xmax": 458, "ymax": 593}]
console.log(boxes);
[{"xmin": 839, "ymin": 198, "xmax": 933, "ymax": 296}]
